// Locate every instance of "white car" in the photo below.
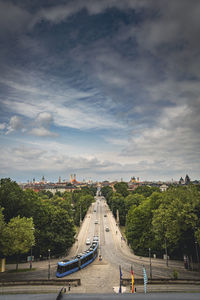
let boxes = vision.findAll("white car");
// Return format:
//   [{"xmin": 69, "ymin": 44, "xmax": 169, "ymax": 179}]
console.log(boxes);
[
  {"xmin": 86, "ymin": 238, "xmax": 91, "ymax": 245},
  {"xmin": 94, "ymin": 220, "xmax": 98, "ymax": 224}
]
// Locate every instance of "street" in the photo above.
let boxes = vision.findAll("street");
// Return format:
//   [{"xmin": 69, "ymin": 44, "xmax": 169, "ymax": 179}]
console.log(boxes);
[{"xmin": 0, "ymin": 196, "xmax": 200, "ymax": 294}]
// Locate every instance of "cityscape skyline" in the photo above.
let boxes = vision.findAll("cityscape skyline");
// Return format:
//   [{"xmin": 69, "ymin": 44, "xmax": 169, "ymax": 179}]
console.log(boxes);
[{"xmin": 0, "ymin": 0, "xmax": 200, "ymax": 182}]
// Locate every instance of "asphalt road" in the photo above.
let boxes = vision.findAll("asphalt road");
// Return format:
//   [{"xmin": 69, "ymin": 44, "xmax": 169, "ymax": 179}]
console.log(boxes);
[
  {"xmin": 0, "ymin": 196, "xmax": 200, "ymax": 294},
  {"xmin": 76, "ymin": 196, "xmax": 200, "ymax": 280}
]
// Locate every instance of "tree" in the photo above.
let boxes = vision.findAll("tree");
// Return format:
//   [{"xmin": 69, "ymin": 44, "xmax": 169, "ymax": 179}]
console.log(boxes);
[
  {"xmin": 114, "ymin": 182, "xmax": 129, "ymax": 197},
  {"xmin": 46, "ymin": 207, "xmax": 75, "ymax": 255},
  {"xmin": 2, "ymin": 216, "xmax": 35, "ymax": 270},
  {"xmin": 109, "ymin": 193, "xmax": 126, "ymax": 225},
  {"xmin": 125, "ymin": 192, "xmax": 162, "ymax": 256},
  {"xmin": 0, "ymin": 207, "xmax": 6, "ymax": 258},
  {"xmin": 38, "ymin": 190, "xmax": 53, "ymax": 198},
  {"xmin": 0, "ymin": 178, "xmax": 25, "ymax": 222},
  {"xmin": 74, "ymin": 194, "xmax": 94, "ymax": 225},
  {"xmin": 124, "ymin": 194, "xmax": 145, "ymax": 214},
  {"xmin": 101, "ymin": 186, "xmax": 113, "ymax": 199},
  {"xmin": 152, "ymin": 186, "xmax": 200, "ymax": 258},
  {"xmin": 133, "ymin": 185, "xmax": 160, "ymax": 197}
]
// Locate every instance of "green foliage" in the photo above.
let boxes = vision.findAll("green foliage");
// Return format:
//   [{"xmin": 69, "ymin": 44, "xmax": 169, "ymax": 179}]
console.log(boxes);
[
  {"xmin": 38, "ymin": 190, "xmax": 53, "ymax": 198},
  {"xmin": 0, "ymin": 178, "xmax": 95, "ymax": 258},
  {"xmin": 125, "ymin": 194, "xmax": 162, "ymax": 256},
  {"xmin": 124, "ymin": 194, "xmax": 145, "ymax": 213},
  {"xmin": 0, "ymin": 207, "xmax": 6, "ymax": 257},
  {"xmin": 0, "ymin": 178, "xmax": 25, "ymax": 222},
  {"xmin": 172, "ymin": 269, "xmax": 179, "ymax": 279},
  {"xmin": 152, "ymin": 186, "xmax": 200, "ymax": 255},
  {"xmin": 133, "ymin": 185, "xmax": 160, "ymax": 197},
  {"xmin": 110, "ymin": 193, "xmax": 126, "ymax": 225},
  {"xmin": 114, "ymin": 182, "xmax": 129, "ymax": 197},
  {"xmin": 101, "ymin": 186, "xmax": 113, "ymax": 200},
  {"xmin": 195, "ymin": 228, "xmax": 200, "ymax": 245},
  {"xmin": 125, "ymin": 185, "xmax": 200, "ymax": 259},
  {"xmin": 74, "ymin": 194, "xmax": 94, "ymax": 225},
  {"xmin": 1, "ymin": 216, "xmax": 35, "ymax": 257}
]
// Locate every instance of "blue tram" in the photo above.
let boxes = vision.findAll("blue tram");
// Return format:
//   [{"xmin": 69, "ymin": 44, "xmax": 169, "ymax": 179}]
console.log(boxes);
[{"xmin": 56, "ymin": 241, "xmax": 98, "ymax": 277}]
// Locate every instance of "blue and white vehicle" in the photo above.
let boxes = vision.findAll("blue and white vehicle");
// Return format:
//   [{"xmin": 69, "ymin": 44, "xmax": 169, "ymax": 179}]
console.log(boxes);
[{"xmin": 56, "ymin": 241, "xmax": 98, "ymax": 277}]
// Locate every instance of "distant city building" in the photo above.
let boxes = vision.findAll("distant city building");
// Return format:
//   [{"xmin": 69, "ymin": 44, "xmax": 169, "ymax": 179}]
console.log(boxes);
[
  {"xmin": 185, "ymin": 174, "xmax": 191, "ymax": 185},
  {"xmin": 179, "ymin": 177, "xmax": 185, "ymax": 185},
  {"xmin": 160, "ymin": 184, "xmax": 168, "ymax": 192}
]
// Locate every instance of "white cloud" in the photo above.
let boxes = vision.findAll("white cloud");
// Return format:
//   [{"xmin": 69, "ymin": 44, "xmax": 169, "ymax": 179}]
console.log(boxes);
[
  {"xmin": 30, "ymin": 127, "xmax": 58, "ymax": 137},
  {"xmin": 6, "ymin": 115, "xmax": 24, "ymax": 134},
  {"xmin": 36, "ymin": 112, "xmax": 53, "ymax": 126}
]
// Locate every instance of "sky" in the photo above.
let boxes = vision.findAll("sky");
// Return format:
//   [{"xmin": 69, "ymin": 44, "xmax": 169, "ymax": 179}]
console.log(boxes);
[{"xmin": 0, "ymin": 0, "xmax": 200, "ymax": 183}]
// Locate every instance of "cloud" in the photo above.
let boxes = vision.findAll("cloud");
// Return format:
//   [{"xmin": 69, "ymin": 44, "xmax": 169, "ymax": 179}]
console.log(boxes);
[
  {"xmin": 0, "ymin": 123, "xmax": 6, "ymax": 130},
  {"xmin": 36, "ymin": 112, "xmax": 53, "ymax": 126},
  {"xmin": 0, "ymin": 1, "xmax": 31, "ymax": 36},
  {"xmin": 30, "ymin": 127, "xmax": 58, "ymax": 137},
  {"xmin": 28, "ymin": 112, "xmax": 58, "ymax": 137},
  {"xmin": 6, "ymin": 115, "xmax": 24, "ymax": 134},
  {"xmin": 0, "ymin": 1, "xmax": 200, "ymax": 181},
  {"xmin": 30, "ymin": 0, "xmax": 146, "ymax": 27}
]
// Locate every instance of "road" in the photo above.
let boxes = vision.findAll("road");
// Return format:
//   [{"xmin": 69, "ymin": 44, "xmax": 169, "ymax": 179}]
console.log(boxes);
[
  {"xmin": 0, "ymin": 196, "xmax": 200, "ymax": 294},
  {"xmin": 70, "ymin": 196, "xmax": 200, "ymax": 279},
  {"xmin": 58, "ymin": 196, "xmax": 200, "ymax": 292}
]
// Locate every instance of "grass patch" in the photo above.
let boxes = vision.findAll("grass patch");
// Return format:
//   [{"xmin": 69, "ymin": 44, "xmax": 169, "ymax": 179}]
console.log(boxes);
[{"xmin": 8, "ymin": 268, "xmax": 36, "ymax": 273}]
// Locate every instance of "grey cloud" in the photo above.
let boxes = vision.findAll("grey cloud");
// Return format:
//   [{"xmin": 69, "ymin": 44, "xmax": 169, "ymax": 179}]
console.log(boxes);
[
  {"xmin": 36, "ymin": 112, "xmax": 53, "ymax": 127},
  {"xmin": 13, "ymin": 146, "xmax": 46, "ymax": 160},
  {"xmin": 30, "ymin": 0, "xmax": 146, "ymax": 26},
  {"xmin": 6, "ymin": 115, "xmax": 24, "ymax": 134},
  {"xmin": 0, "ymin": 123, "xmax": 6, "ymax": 130},
  {"xmin": 0, "ymin": 1, "xmax": 31, "ymax": 35}
]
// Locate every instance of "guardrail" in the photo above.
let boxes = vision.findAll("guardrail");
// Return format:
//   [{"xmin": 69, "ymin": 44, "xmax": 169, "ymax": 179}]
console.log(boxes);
[{"xmin": 0, "ymin": 279, "xmax": 81, "ymax": 287}]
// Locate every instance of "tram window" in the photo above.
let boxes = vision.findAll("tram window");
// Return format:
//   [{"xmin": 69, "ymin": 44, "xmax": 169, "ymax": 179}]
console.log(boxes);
[
  {"xmin": 58, "ymin": 260, "xmax": 79, "ymax": 273},
  {"xmin": 81, "ymin": 253, "xmax": 93, "ymax": 265}
]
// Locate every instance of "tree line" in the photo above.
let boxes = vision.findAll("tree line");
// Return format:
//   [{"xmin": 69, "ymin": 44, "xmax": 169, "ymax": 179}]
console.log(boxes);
[
  {"xmin": 0, "ymin": 178, "xmax": 96, "ymax": 264},
  {"xmin": 101, "ymin": 182, "xmax": 200, "ymax": 261}
]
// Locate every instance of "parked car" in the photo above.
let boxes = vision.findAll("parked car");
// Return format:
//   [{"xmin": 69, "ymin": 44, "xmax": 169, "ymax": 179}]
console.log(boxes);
[{"xmin": 105, "ymin": 227, "xmax": 109, "ymax": 232}]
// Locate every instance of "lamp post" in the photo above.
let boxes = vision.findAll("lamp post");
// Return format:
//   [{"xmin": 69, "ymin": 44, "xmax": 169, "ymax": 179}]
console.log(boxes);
[
  {"xmin": 80, "ymin": 204, "xmax": 82, "ymax": 224},
  {"xmin": 30, "ymin": 246, "xmax": 33, "ymax": 270},
  {"xmin": 30, "ymin": 227, "xmax": 35, "ymax": 270},
  {"xmin": 195, "ymin": 241, "xmax": 200, "ymax": 271},
  {"xmin": 48, "ymin": 249, "xmax": 51, "ymax": 280},
  {"xmin": 165, "ymin": 237, "xmax": 168, "ymax": 267},
  {"xmin": 149, "ymin": 248, "xmax": 152, "ymax": 280}
]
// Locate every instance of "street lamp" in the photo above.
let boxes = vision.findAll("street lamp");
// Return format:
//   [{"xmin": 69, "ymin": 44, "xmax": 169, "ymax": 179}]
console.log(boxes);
[
  {"xmin": 164, "ymin": 238, "xmax": 168, "ymax": 267},
  {"xmin": 80, "ymin": 204, "xmax": 82, "ymax": 224},
  {"xmin": 48, "ymin": 249, "xmax": 51, "ymax": 280},
  {"xmin": 149, "ymin": 248, "xmax": 152, "ymax": 280},
  {"xmin": 30, "ymin": 227, "xmax": 35, "ymax": 270},
  {"xmin": 195, "ymin": 241, "xmax": 200, "ymax": 271}
]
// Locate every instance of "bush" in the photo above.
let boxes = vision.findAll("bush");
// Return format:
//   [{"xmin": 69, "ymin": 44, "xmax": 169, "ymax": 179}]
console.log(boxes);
[{"xmin": 172, "ymin": 269, "xmax": 179, "ymax": 279}]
